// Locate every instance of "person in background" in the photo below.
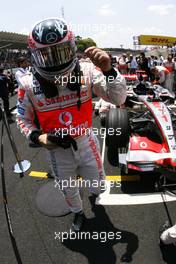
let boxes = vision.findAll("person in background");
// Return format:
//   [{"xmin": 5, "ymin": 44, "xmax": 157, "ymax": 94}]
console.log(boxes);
[
  {"xmin": 171, "ymin": 44, "xmax": 176, "ymax": 58},
  {"xmin": 162, "ymin": 55, "xmax": 175, "ymax": 93},
  {"xmin": 173, "ymin": 57, "xmax": 176, "ymax": 92},
  {"xmin": 147, "ymin": 57, "xmax": 151, "ymax": 68},
  {"xmin": 148, "ymin": 56, "xmax": 158, "ymax": 81},
  {"xmin": 154, "ymin": 56, "xmax": 159, "ymax": 66},
  {"xmin": 149, "ymin": 56, "xmax": 158, "ymax": 68},
  {"xmin": 127, "ymin": 54, "xmax": 138, "ymax": 74},
  {"xmin": 0, "ymin": 67, "xmax": 12, "ymax": 119},
  {"xmin": 150, "ymin": 65, "xmax": 170, "ymax": 88},
  {"xmin": 15, "ymin": 57, "xmax": 31, "ymax": 86},
  {"xmin": 118, "ymin": 53, "xmax": 128, "ymax": 74},
  {"xmin": 159, "ymin": 55, "xmax": 164, "ymax": 66},
  {"xmin": 163, "ymin": 55, "xmax": 175, "ymax": 73},
  {"xmin": 16, "ymin": 56, "xmax": 40, "ymax": 147},
  {"xmin": 6, "ymin": 71, "xmax": 15, "ymax": 96},
  {"xmin": 137, "ymin": 52, "xmax": 150, "ymax": 79}
]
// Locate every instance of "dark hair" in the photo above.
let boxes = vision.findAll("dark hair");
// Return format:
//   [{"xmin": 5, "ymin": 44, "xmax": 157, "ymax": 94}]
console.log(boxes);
[
  {"xmin": 140, "ymin": 52, "xmax": 145, "ymax": 57},
  {"xmin": 0, "ymin": 67, "xmax": 4, "ymax": 74},
  {"xmin": 17, "ymin": 56, "xmax": 27, "ymax": 67}
]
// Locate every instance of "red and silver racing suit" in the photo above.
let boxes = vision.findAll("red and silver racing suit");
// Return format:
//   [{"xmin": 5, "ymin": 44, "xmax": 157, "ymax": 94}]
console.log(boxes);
[{"xmin": 16, "ymin": 61, "xmax": 126, "ymax": 213}]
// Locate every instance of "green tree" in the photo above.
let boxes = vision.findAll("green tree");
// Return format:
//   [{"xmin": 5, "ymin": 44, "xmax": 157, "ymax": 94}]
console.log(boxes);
[
  {"xmin": 76, "ymin": 37, "xmax": 97, "ymax": 52},
  {"xmin": 75, "ymin": 36, "xmax": 82, "ymax": 41}
]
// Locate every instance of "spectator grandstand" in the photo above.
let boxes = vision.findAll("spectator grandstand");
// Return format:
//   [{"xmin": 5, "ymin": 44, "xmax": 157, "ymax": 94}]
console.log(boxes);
[{"xmin": 0, "ymin": 31, "xmax": 28, "ymax": 68}]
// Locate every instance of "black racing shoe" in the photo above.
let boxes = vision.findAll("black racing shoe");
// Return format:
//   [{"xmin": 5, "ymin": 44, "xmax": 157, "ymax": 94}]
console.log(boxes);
[{"xmin": 72, "ymin": 211, "xmax": 85, "ymax": 232}]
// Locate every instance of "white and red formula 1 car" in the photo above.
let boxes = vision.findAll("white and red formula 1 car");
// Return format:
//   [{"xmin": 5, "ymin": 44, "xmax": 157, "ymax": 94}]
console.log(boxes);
[
  {"xmin": 103, "ymin": 73, "xmax": 176, "ymax": 189},
  {"xmin": 121, "ymin": 86, "xmax": 176, "ymax": 168}
]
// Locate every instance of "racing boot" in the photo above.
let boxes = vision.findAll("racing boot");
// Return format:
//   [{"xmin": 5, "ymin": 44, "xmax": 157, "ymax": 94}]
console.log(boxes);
[{"xmin": 72, "ymin": 211, "xmax": 85, "ymax": 232}]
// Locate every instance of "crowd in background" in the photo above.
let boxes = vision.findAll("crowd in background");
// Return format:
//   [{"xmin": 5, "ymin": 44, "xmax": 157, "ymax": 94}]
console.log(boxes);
[
  {"xmin": 115, "ymin": 52, "xmax": 176, "ymax": 93},
  {"xmin": 0, "ymin": 67, "xmax": 16, "ymax": 121},
  {"xmin": 0, "ymin": 49, "xmax": 176, "ymax": 120},
  {"xmin": 0, "ymin": 56, "xmax": 32, "ymax": 120},
  {"xmin": 0, "ymin": 50, "xmax": 28, "ymax": 69}
]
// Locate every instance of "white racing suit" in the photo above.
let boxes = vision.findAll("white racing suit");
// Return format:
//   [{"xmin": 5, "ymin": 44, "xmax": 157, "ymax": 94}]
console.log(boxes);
[
  {"xmin": 15, "ymin": 68, "xmax": 31, "ymax": 86},
  {"xmin": 155, "ymin": 66, "xmax": 174, "ymax": 92},
  {"xmin": 16, "ymin": 62, "xmax": 126, "ymax": 213}
]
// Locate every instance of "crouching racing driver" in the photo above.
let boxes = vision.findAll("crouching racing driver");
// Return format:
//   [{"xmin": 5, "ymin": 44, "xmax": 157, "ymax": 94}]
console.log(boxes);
[{"xmin": 16, "ymin": 18, "xmax": 126, "ymax": 231}]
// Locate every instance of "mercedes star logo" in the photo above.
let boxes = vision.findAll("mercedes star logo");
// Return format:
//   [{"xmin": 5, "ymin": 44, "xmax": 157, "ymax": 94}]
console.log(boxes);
[{"xmin": 46, "ymin": 32, "xmax": 58, "ymax": 43}]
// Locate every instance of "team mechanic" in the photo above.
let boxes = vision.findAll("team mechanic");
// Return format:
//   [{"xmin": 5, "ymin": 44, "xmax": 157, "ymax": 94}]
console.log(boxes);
[{"xmin": 16, "ymin": 18, "xmax": 126, "ymax": 231}]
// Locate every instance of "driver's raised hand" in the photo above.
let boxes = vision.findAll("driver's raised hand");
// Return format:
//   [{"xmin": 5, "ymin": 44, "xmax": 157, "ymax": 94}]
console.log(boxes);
[{"xmin": 85, "ymin": 46, "xmax": 111, "ymax": 72}]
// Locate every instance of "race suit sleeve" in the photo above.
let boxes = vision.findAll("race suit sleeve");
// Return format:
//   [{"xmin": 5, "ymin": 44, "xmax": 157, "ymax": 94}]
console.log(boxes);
[
  {"xmin": 91, "ymin": 65, "xmax": 126, "ymax": 105},
  {"xmin": 16, "ymin": 89, "xmax": 40, "ymax": 140}
]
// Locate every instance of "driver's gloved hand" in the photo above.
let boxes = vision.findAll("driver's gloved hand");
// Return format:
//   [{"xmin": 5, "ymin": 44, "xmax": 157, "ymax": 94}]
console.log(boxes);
[{"xmin": 47, "ymin": 134, "xmax": 78, "ymax": 151}]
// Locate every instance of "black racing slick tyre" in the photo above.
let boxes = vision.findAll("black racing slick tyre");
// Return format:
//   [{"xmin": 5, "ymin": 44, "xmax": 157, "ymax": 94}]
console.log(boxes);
[
  {"xmin": 106, "ymin": 108, "xmax": 130, "ymax": 148},
  {"xmin": 106, "ymin": 108, "xmax": 130, "ymax": 167}
]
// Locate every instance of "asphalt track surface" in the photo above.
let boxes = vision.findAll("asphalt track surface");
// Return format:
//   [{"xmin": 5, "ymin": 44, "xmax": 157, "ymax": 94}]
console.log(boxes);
[{"xmin": 1, "ymin": 95, "xmax": 176, "ymax": 264}]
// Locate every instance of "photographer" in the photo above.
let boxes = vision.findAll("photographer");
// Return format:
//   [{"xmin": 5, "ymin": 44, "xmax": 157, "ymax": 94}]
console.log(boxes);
[{"xmin": 0, "ymin": 67, "xmax": 12, "ymax": 119}]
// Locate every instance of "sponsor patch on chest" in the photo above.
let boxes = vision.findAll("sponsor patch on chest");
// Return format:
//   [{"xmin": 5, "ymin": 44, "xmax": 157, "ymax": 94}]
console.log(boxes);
[{"xmin": 33, "ymin": 80, "xmax": 43, "ymax": 95}]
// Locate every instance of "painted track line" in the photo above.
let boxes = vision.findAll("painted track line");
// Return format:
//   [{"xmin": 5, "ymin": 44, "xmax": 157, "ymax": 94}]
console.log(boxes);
[
  {"xmin": 101, "ymin": 132, "xmax": 111, "ymax": 195},
  {"xmin": 106, "ymin": 175, "xmax": 140, "ymax": 182},
  {"xmin": 29, "ymin": 171, "xmax": 48, "ymax": 178},
  {"xmin": 97, "ymin": 192, "xmax": 176, "ymax": 205}
]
